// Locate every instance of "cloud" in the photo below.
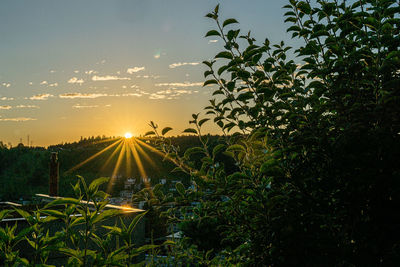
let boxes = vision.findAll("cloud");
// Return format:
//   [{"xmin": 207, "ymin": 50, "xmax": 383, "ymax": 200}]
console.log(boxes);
[
  {"xmin": 169, "ymin": 62, "xmax": 200, "ymax": 69},
  {"xmin": 155, "ymin": 82, "xmax": 203, "ymax": 87},
  {"xmin": 92, "ymin": 75, "xmax": 131, "ymax": 81},
  {"xmin": 2, "ymin": 83, "xmax": 11, "ymax": 88},
  {"xmin": 121, "ymin": 93, "xmax": 142, "ymax": 97},
  {"xmin": 68, "ymin": 77, "xmax": 84, "ymax": 85},
  {"xmin": 85, "ymin": 70, "xmax": 98, "ymax": 75},
  {"xmin": 154, "ymin": 54, "xmax": 160, "ymax": 59},
  {"xmin": 29, "ymin": 82, "xmax": 33, "ymax": 85},
  {"xmin": 59, "ymin": 93, "xmax": 107, "ymax": 99},
  {"xmin": 149, "ymin": 87, "xmax": 199, "ymax": 100},
  {"xmin": 0, "ymin": 105, "xmax": 12, "ymax": 110},
  {"xmin": 29, "ymin": 94, "xmax": 53, "ymax": 100},
  {"xmin": 208, "ymin": 39, "xmax": 218, "ymax": 44},
  {"xmin": 105, "ymin": 104, "xmax": 112, "ymax": 107},
  {"xmin": 50, "ymin": 70, "xmax": 56, "ymax": 73},
  {"xmin": 127, "ymin": 67, "xmax": 145, "ymax": 74},
  {"xmin": 40, "ymin": 81, "xmax": 48, "ymax": 85},
  {"xmin": 16, "ymin": 105, "xmax": 39, "ymax": 109},
  {"xmin": 0, "ymin": 97, "xmax": 14, "ymax": 101},
  {"xmin": 72, "ymin": 104, "xmax": 99, "ymax": 109},
  {"xmin": 49, "ymin": 83, "xmax": 58, "ymax": 87},
  {"xmin": 149, "ymin": 94, "xmax": 166, "ymax": 99},
  {"xmin": 74, "ymin": 70, "xmax": 79, "ymax": 73},
  {"xmin": 136, "ymin": 75, "xmax": 161, "ymax": 79},
  {"xmin": 0, "ymin": 117, "xmax": 37, "ymax": 122}
]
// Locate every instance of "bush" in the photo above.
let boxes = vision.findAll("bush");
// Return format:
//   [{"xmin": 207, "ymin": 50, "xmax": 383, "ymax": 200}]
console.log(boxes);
[
  {"xmin": 147, "ymin": 1, "xmax": 400, "ymax": 265},
  {"xmin": 0, "ymin": 177, "xmax": 168, "ymax": 266}
]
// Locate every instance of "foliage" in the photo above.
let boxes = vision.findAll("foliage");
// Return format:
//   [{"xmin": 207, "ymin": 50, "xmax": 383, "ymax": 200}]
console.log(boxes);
[
  {"xmin": 0, "ymin": 177, "xmax": 165, "ymax": 266},
  {"xmin": 0, "ymin": 136, "xmax": 204, "ymax": 200},
  {"xmin": 147, "ymin": 1, "xmax": 400, "ymax": 265}
]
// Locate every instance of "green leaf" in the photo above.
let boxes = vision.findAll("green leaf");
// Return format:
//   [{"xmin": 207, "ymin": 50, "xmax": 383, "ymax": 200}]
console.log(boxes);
[
  {"xmin": 204, "ymin": 70, "xmax": 214, "ymax": 78},
  {"xmin": 227, "ymin": 144, "xmax": 246, "ymax": 152},
  {"xmin": 223, "ymin": 18, "xmax": 239, "ymax": 27},
  {"xmin": 0, "ymin": 209, "xmax": 11, "ymax": 221},
  {"xmin": 218, "ymin": 65, "xmax": 230, "ymax": 76},
  {"xmin": 15, "ymin": 226, "xmax": 33, "ymax": 241},
  {"xmin": 102, "ymin": 225, "xmax": 122, "ymax": 234},
  {"xmin": 212, "ymin": 144, "xmax": 226, "ymax": 157},
  {"xmin": 144, "ymin": 131, "xmax": 155, "ymax": 136},
  {"xmin": 215, "ymin": 51, "xmax": 233, "ymax": 60},
  {"xmin": 14, "ymin": 209, "xmax": 31, "ymax": 221},
  {"xmin": 70, "ymin": 216, "xmax": 85, "ymax": 227},
  {"xmin": 183, "ymin": 128, "xmax": 198, "ymax": 134},
  {"xmin": 45, "ymin": 197, "xmax": 81, "ymax": 208},
  {"xmin": 127, "ymin": 211, "xmax": 148, "ymax": 233},
  {"xmin": 203, "ymin": 79, "xmax": 219, "ymax": 87},
  {"xmin": 91, "ymin": 209, "xmax": 121, "ymax": 225},
  {"xmin": 161, "ymin": 127, "xmax": 173, "ymax": 136},
  {"xmin": 175, "ymin": 182, "xmax": 186, "ymax": 197},
  {"xmin": 184, "ymin": 147, "xmax": 205, "ymax": 159},
  {"xmin": 41, "ymin": 209, "xmax": 65, "ymax": 218},
  {"xmin": 88, "ymin": 177, "xmax": 109, "ymax": 193},
  {"xmin": 205, "ymin": 30, "xmax": 221, "ymax": 37},
  {"xmin": 198, "ymin": 118, "xmax": 210, "ymax": 127}
]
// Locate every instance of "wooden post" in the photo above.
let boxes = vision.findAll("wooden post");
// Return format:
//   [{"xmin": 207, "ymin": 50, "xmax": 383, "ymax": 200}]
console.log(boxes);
[{"xmin": 49, "ymin": 152, "xmax": 59, "ymax": 196}]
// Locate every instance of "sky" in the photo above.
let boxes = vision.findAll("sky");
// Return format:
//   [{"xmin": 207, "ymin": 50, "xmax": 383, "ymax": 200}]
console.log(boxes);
[{"xmin": 0, "ymin": 0, "xmax": 293, "ymax": 146}]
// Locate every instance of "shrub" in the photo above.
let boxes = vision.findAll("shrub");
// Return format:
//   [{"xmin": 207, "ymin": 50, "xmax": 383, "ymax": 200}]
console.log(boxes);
[{"xmin": 147, "ymin": 1, "xmax": 400, "ymax": 265}]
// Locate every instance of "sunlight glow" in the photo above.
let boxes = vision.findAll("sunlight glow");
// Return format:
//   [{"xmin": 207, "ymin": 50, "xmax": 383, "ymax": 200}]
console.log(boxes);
[{"xmin": 69, "ymin": 135, "xmax": 164, "ymax": 195}]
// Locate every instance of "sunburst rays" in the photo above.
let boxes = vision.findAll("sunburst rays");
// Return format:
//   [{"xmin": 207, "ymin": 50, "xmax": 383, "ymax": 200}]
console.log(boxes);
[{"xmin": 68, "ymin": 135, "xmax": 159, "ymax": 194}]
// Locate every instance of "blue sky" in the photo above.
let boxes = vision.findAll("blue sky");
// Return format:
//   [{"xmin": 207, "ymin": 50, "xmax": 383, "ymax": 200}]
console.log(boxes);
[{"xmin": 0, "ymin": 0, "xmax": 295, "ymax": 146}]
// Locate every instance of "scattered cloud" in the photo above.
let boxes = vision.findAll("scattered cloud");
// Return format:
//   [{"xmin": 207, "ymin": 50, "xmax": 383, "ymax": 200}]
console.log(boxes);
[
  {"xmin": 155, "ymin": 82, "xmax": 203, "ymax": 87},
  {"xmin": 50, "ymin": 70, "xmax": 56, "ymax": 73},
  {"xmin": 85, "ymin": 70, "xmax": 98, "ymax": 75},
  {"xmin": 59, "ymin": 93, "xmax": 107, "ymax": 99},
  {"xmin": 208, "ymin": 39, "xmax": 218, "ymax": 44},
  {"xmin": 16, "ymin": 105, "xmax": 39, "ymax": 109},
  {"xmin": 169, "ymin": 62, "xmax": 200, "ymax": 69},
  {"xmin": 0, "ymin": 105, "xmax": 12, "ymax": 110},
  {"xmin": 49, "ymin": 83, "xmax": 58, "ymax": 87},
  {"xmin": 105, "ymin": 104, "xmax": 112, "ymax": 107},
  {"xmin": 149, "ymin": 94, "xmax": 166, "ymax": 99},
  {"xmin": 29, "ymin": 93, "xmax": 53, "ymax": 100},
  {"xmin": 72, "ymin": 104, "xmax": 99, "ymax": 109},
  {"xmin": 74, "ymin": 70, "xmax": 79, "ymax": 73},
  {"xmin": 136, "ymin": 75, "xmax": 162, "ymax": 79},
  {"xmin": 0, "ymin": 97, "xmax": 14, "ymax": 101},
  {"xmin": 2, "ymin": 83, "xmax": 11, "ymax": 88},
  {"xmin": 40, "ymin": 81, "xmax": 48, "ymax": 85},
  {"xmin": 92, "ymin": 75, "xmax": 131, "ymax": 81},
  {"xmin": 121, "ymin": 93, "xmax": 142, "ymax": 97},
  {"xmin": 29, "ymin": 82, "xmax": 33, "ymax": 85},
  {"xmin": 127, "ymin": 67, "xmax": 145, "ymax": 74},
  {"xmin": 68, "ymin": 77, "xmax": 84, "ymax": 85},
  {"xmin": 154, "ymin": 54, "xmax": 160, "ymax": 59},
  {"xmin": 149, "ymin": 87, "xmax": 198, "ymax": 100},
  {"xmin": 0, "ymin": 117, "xmax": 37, "ymax": 122}
]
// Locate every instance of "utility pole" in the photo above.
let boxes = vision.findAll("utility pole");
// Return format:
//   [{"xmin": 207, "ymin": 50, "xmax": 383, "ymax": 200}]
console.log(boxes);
[{"xmin": 49, "ymin": 152, "xmax": 59, "ymax": 196}]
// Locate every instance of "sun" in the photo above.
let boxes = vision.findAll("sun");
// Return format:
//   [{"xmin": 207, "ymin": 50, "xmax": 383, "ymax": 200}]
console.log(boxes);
[{"xmin": 124, "ymin": 132, "xmax": 133, "ymax": 139}]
